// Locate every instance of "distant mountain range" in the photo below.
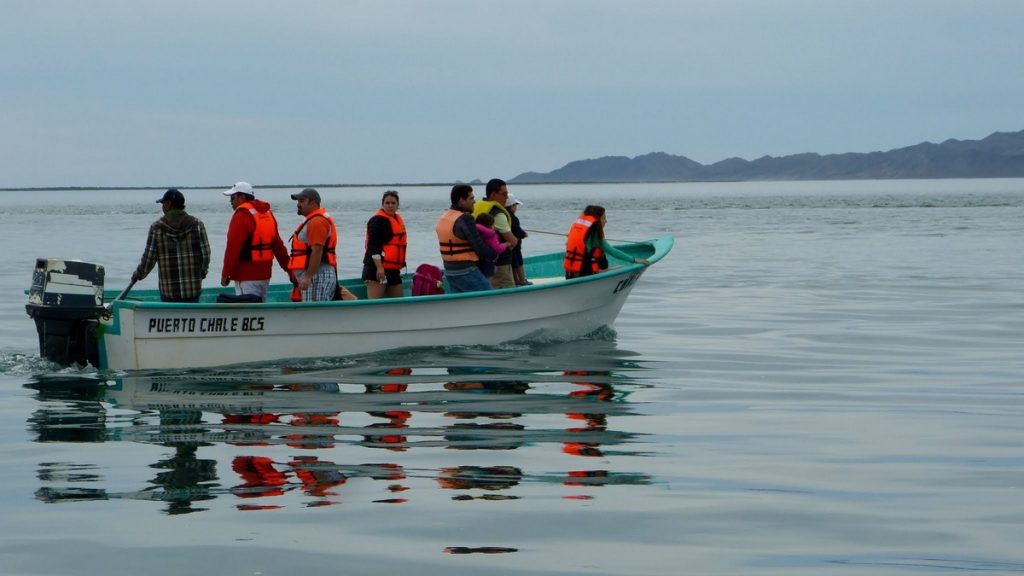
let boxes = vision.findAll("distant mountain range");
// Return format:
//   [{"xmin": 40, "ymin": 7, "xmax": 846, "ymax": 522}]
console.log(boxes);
[{"xmin": 511, "ymin": 129, "xmax": 1024, "ymax": 183}]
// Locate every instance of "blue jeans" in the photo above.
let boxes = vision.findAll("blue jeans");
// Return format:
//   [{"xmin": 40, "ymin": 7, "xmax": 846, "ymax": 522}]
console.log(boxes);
[{"xmin": 444, "ymin": 267, "xmax": 493, "ymax": 294}]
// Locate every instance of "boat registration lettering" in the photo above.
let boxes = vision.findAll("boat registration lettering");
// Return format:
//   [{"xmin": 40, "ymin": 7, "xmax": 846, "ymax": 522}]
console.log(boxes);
[
  {"xmin": 613, "ymin": 271, "xmax": 641, "ymax": 294},
  {"xmin": 147, "ymin": 316, "xmax": 266, "ymax": 334}
]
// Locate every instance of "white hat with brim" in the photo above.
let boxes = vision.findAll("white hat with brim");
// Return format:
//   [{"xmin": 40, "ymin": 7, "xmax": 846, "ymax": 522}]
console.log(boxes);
[
  {"xmin": 505, "ymin": 193, "xmax": 523, "ymax": 207},
  {"xmin": 223, "ymin": 182, "xmax": 254, "ymax": 196}
]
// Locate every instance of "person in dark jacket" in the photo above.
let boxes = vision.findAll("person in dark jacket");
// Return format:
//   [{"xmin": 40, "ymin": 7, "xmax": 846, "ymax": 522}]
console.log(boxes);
[
  {"xmin": 505, "ymin": 193, "xmax": 531, "ymax": 286},
  {"xmin": 132, "ymin": 189, "xmax": 211, "ymax": 302},
  {"xmin": 363, "ymin": 190, "xmax": 407, "ymax": 299},
  {"xmin": 434, "ymin": 184, "xmax": 496, "ymax": 293}
]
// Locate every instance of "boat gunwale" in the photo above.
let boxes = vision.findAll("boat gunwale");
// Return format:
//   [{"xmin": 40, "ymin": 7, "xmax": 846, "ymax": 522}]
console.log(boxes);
[{"xmin": 106, "ymin": 236, "xmax": 674, "ymax": 312}]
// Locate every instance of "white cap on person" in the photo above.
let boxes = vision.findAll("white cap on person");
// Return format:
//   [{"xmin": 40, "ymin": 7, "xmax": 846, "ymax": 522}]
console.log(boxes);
[{"xmin": 223, "ymin": 182, "xmax": 254, "ymax": 196}]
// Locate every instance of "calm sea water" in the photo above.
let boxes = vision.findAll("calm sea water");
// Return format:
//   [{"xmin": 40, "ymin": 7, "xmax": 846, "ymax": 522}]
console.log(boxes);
[{"xmin": 1, "ymin": 180, "xmax": 1022, "ymax": 575}]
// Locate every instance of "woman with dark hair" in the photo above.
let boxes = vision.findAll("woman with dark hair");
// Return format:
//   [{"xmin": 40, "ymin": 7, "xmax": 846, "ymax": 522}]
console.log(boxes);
[
  {"xmin": 563, "ymin": 205, "xmax": 649, "ymax": 279},
  {"xmin": 363, "ymin": 190, "xmax": 407, "ymax": 299}
]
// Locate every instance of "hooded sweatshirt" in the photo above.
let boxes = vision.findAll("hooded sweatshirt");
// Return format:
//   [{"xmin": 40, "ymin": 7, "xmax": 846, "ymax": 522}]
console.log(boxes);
[
  {"xmin": 134, "ymin": 209, "xmax": 211, "ymax": 300},
  {"xmin": 221, "ymin": 198, "xmax": 290, "ymax": 282}
]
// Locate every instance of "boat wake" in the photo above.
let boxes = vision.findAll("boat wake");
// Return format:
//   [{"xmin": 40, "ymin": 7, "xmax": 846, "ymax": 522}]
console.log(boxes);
[{"xmin": 0, "ymin": 350, "xmax": 97, "ymax": 378}]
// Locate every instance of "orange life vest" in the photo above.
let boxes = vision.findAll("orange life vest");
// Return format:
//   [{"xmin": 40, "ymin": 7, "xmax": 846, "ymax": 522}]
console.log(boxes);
[
  {"xmin": 288, "ymin": 208, "xmax": 338, "ymax": 271},
  {"xmin": 232, "ymin": 456, "xmax": 288, "ymax": 498},
  {"xmin": 367, "ymin": 209, "xmax": 407, "ymax": 270},
  {"xmin": 237, "ymin": 201, "xmax": 278, "ymax": 262},
  {"xmin": 435, "ymin": 209, "xmax": 478, "ymax": 262},
  {"xmin": 563, "ymin": 215, "xmax": 604, "ymax": 275}
]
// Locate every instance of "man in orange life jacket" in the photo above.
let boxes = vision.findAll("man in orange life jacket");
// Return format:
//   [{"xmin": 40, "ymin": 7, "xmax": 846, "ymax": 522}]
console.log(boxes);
[
  {"xmin": 288, "ymin": 187, "xmax": 339, "ymax": 301},
  {"xmin": 435, "ymin": 184, "xmax": 497, "ymax": 293},
  {"xmin": 220, "ymin": 182, "xmax": 290, "ymax": 301}
]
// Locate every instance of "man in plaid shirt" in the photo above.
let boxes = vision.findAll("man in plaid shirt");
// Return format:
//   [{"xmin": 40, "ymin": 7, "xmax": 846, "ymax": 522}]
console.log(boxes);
[{"xmin": 132, "ymin": 189, "xmax": 212, "ymax": 302}]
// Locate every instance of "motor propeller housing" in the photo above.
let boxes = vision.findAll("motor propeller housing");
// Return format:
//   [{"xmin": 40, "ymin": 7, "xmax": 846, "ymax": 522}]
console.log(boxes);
[{"xmin": 25, "ymin": 258, "xmax": 106, "ymax": 367}]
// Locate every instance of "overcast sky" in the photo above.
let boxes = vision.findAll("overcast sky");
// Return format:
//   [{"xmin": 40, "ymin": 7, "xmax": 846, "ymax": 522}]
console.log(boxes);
[{"xmin": 2, "ymin": 0, "xmax": 1021, "ymax": 188}]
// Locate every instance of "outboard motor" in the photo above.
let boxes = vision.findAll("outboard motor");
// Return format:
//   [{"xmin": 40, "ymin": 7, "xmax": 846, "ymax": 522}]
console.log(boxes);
[{"xmin": 25, "ymin": 258, "xmax": 106, "ymax": 367}]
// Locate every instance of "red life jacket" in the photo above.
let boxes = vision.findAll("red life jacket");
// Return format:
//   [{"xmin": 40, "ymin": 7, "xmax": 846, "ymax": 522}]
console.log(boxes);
[
  {"xmin": 232, "ymin": 456, "xmax": 288, "ymax": 498},
  {"xmin": 237, "ymin": 201, "xmax": 279, "ymax": 263},
  {"xmin": 288, "ymin": 208, "xmax": 338, "ymax": 271},
  {"xmin": 367, "ymin": 209, "xmax": 407, "ymax": 271},
  {"xmin": 563, "ymin": 215, "xmax": 604, "ymax": 275}
]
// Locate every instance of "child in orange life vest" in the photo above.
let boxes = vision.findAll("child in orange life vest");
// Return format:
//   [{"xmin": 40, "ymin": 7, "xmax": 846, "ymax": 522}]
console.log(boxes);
[{"xmin": 474, "ymin": 212, "xmax": 507, "ymax": 278}]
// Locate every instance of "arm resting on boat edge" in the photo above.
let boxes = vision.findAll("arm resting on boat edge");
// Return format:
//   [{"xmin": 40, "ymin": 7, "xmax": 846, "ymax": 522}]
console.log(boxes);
[{"xmin": 602, "ymin": 239, "xmax": 650, "ymax": 266}]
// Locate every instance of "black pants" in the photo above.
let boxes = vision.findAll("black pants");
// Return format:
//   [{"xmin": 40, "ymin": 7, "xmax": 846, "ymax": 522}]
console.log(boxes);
[{"xmin": 161, "ymin": 294, "xmax": 201, "ymax": 303}]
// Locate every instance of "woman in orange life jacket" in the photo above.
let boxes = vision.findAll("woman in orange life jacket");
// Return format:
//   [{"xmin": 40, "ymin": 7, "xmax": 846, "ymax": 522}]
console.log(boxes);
[
  {"xmin": 363, "ymin": 190, "xmax": 407, "ymax": 299},
  {"xmin": 563, "ymin": 205, "xmax": 650, "ymax": 279}
]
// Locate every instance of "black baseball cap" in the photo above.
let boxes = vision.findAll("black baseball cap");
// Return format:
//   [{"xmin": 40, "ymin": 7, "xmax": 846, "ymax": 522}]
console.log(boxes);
[{"xmin": 157, "ymin": 188, "xmax": 185, "ymax": 208}]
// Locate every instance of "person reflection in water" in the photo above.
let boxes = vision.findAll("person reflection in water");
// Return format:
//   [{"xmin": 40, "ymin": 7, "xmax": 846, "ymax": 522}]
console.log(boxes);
[
  {"xmin": 436, "ymin": 465, "xmax": 522, "ymax": 501},
  {"xmin": 363, "ymin": 368, "xmax": 413, "ymax": 451},
  {"xmin": 561, "ymin": 371, "xmax": 618, "ymax": 498},
  {"xmin": 232, "ymin": 455, "xmax": 289, "ymax": 502},
  {"xmin": 230, "ymin": 455, "xmax": 348, "ymax": 508},
  {"xmin": 289, "ymin": 455, "xmax": 348, "ymax": 501},
  {"xmin": 441, "ymin": 368, "xmax": 529, "ymax": 440},
  {"xmin": 147, "ymin": 409, "xmax": 218, "ymax": 515},
  {"xmin": 563, "ymin": 370, "xmax": 613, "ymax": 458},
  {"xmin": 285, "ymin": 412, "xmax": 341, "ymax": 450}
]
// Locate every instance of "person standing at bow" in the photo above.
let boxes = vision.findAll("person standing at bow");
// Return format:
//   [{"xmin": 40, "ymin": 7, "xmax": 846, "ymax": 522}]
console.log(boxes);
[
  {"xmin": 288, "ymin": 188, "xmax": 339, "ymax": 302},
  {"xmin": 362, "ymin": 190, "xmax": 407, "ymax": 299},
  {"xmin": 220, "ymin": 181, "xmax": 289, "ymax": 302},
  {"xmin": 132, "ymin": 189, "xmax": 211, "ymax": 303}
]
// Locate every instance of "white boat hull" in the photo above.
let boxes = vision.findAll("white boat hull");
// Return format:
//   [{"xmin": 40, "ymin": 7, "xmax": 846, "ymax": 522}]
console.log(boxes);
[
  {"xmin": 102, "ymin": 267, "xmax": 646, "ymax": 370},
  {"xmin": 30, "ymin": 236, "xmax": 673, "ymax": 371}
]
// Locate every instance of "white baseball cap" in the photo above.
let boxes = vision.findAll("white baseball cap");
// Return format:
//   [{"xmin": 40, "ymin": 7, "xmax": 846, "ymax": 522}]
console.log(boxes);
[
  {"xmin": 223, "ymin": 182, "xmax": 254, "ymax": 196},
  {"xmin": 505, "ymin": 193, "xmax": 523, "ymax": 207}
]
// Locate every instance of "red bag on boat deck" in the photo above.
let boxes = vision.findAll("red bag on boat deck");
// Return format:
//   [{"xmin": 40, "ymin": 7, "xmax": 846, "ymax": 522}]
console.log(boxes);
[{"xmin": 412, "ymin": 264, "xmax": 445, "ymax": 296}]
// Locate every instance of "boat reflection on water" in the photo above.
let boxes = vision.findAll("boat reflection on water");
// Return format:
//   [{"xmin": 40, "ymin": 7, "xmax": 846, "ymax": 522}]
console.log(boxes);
[{"xmin": 26, "ymin": 343, "xmax": 653, "ymax": 514}]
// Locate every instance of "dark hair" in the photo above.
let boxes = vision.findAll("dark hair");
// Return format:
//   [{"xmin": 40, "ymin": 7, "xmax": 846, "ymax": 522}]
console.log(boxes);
[
  {"xmin": 450, "ymin": 184, "xmax": 473, "ymax": 205},
  {"xmin": 485, "ymin": 178, "xmax": 506, "ymax": 198},
  {"xmin": 582, "ymin": 205, "xmax": 606, "ymax": 240},
  {"xmin": 475, "ymin": 212, "xmax": 494, "ymax": 227},
  {"xmin": 382, "ymin": 190, "xmax": 399, "ymax": 205}
]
